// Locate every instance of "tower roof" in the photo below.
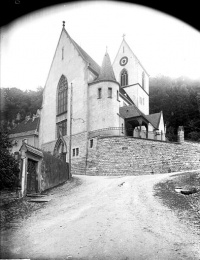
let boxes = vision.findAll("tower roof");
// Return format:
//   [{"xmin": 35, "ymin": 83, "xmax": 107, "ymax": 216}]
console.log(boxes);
[{"xmin": 98, "ymin": 52, "xmax": 116, "ymax": 81}]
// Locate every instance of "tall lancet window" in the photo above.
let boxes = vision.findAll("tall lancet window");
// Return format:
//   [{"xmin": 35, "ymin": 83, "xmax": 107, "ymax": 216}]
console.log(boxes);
[
  {"xmin": 120, "ymin": 69, "xmax": 128, "ymax": 87},
  {"xmin": 57, "ymin": 75, "xmax": 68, "ymax": 115}
]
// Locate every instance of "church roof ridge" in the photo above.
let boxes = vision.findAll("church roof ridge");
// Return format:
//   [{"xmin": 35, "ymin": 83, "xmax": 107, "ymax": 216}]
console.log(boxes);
[{"xmin": 63, "ymin": 28, "xmax": 100, "ymax": 75}]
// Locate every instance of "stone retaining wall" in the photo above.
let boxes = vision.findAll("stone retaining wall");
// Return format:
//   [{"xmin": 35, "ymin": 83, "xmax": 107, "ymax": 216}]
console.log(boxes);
[{"xmin": 87, "ymin": 136, "xmax": 200, "ymax": 176}]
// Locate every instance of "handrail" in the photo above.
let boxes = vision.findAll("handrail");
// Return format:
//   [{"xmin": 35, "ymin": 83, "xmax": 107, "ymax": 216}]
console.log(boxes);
[{"xmin": 88, "ymin": 127, "xmax": 166, "ymax": 141}]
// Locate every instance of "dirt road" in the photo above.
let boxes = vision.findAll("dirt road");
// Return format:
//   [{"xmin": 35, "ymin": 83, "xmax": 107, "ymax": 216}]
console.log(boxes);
[{"xmin": 1, "ymin": 174, "xmax": 200, "ymax": 260}]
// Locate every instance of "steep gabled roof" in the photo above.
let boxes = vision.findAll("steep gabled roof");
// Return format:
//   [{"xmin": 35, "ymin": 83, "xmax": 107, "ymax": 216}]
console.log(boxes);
[
  {"xmin": 145, "ymin": 112, "xmax": 162, "ymax": 129},
  {"xmin": 65, "ymin": 29, "xmax": 100, "ymax": 75},
  {"xmin": 9, "ymin": 117, "xmax": 40, "ymax": 135}
]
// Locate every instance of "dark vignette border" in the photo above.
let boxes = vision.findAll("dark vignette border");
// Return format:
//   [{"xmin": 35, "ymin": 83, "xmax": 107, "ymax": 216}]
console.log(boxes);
[{"xmin": 1, "ymin": 1, "xmax": 200, "ymax": 33}]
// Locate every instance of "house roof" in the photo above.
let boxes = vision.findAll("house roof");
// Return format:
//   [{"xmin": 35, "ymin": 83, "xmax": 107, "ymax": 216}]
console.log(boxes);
[
  {"xmin": 70, "ymin": 37, "xmax": 101, "ymax": 75},
  {"xmin": 95, "ymin": 52, "xmax": 117, "ymax": 82},
  {"xmin": 119, "ymin": 105, "xmax": 160, "ymax": 129},
  {"xmin": 20, "ymin": 142, "xmax": 43, "ymax": 157},
  {"xmin": 9, "ymin": 117, "xmax": 39, "ymax": 135},
  {"xmin": 145, "ymin": 112, "xmax": 162, "ymax": 129},
  {"xmin": 119, "ymin": 104, "xmax": 144, "ymax": 119}
]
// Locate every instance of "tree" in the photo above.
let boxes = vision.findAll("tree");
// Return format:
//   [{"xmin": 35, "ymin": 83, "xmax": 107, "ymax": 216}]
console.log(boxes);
[
  {"xmin": 0, "ymin": 127, "xmax": 20, "ymax": 190},
  {"xmin": 150, "ymin": 75, "xmax": 200, "ymax": 141},
  {"xmin": 0, "ymin": 87, "xmax": 43, "ymax": 129}
]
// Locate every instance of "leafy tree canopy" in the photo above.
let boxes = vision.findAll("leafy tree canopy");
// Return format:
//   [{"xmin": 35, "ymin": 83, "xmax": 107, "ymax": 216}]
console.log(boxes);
[
  {"xmin": 0, "ymin": 87, "xmax": 43, "ymax": 129},
  {"xmin": 0, "ymin": 127, "xmax": 20, "ymax": 190},
  {"xmin": 149, "ymin": 75, "xmax": 200, "ymax": 141}
]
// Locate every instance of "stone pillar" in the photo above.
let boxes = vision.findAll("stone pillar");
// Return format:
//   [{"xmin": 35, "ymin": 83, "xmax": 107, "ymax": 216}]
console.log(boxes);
[
  {"xmin": 177, "ymin": 126, "xmax": 184, "ymax": 143},
  {"xmin": 137, "ymin": 119, "xmax": 142, "ymax": 138}
]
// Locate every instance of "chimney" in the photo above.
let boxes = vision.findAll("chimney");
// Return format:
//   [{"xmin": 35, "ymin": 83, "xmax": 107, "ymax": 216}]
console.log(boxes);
[
  {"xmin": 22, "ymin": 138, "xmax": 27, "ymax": 144},
  {"xmin": 177, "ymin": 126, "xmax": 184, "ymax": 143}
]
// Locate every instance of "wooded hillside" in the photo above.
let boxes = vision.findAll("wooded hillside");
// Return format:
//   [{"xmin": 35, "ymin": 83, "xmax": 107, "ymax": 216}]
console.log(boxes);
[
  {"xmin": 149, "ymin": 76, "xmax": 200, "ymax": 141},
  {"xmin": 0, "ymin": 87, "xmax": 43, "ymax": 129}
]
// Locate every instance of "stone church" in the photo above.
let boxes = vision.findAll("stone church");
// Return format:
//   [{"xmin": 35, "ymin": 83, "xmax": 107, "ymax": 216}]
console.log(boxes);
[{"xmin": 39, "ymin": 22, "xmax": 165, "ymax": 174}]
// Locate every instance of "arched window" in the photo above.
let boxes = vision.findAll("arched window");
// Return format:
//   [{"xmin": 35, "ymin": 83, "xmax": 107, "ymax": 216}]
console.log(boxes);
[
  {"xmin": 120, "ymin": 69, "xmax": 128, "ymax": 87},
  {"xmin": 57, "ymin": 75, "xmax": 68, "ymax": 115}
]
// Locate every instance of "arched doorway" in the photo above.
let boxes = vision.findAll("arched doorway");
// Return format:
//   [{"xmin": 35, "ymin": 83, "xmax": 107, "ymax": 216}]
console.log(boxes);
[{"xmin": 53, "ymin": 137, "xmax": 67, "ymax": 162}]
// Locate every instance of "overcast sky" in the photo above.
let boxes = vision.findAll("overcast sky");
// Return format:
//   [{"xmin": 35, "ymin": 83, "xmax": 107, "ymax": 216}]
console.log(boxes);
[{"xmin": 1, "ymin": 1, "xmax": 200, "ymax": 91}]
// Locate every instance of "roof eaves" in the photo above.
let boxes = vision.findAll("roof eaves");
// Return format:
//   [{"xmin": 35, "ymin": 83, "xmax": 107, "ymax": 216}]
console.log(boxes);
[
  {"xmin": 89, "ymin": 79, "xmax": 120, "ymax": 86},
  {"xmin": 9, "ymin": 130, "xmax": 37, "ymax": 138},
  {"xmin": 70, "ymin": 37, "xmax": 100, "ymax": 75},
  {"xmin": 119, "ymin": 92, "xmax": 133, "ymax": 105},
  {"xmin": 20, "ymin": 143, "xmax": 43, "ymax": 158},
  {"xmin": 123, "ymin": 39, "xmax": 150, "ymax": 76},
  {"xmin": 88, "ymin": 66, "xmax": 99, "ymax": 77}
]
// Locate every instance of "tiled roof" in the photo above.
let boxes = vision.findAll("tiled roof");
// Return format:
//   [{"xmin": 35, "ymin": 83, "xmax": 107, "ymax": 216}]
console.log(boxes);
[
  {"xmin": 95, "ymin": 52, "xmax": 117, "ymax": 82},
  {"xmin": 119, "ymin": 105, "xmax": 160, "ymax": 129},
  {"xmin": 70, "ymin": 38, "xmax": 100, "ymax": 75},
  {"xmin": 20, "ymin": 142, "xmax": 43, "ymax": 157},
  {"xmin": 119, "ymin": 104, "xmax": 144, "ymax": 118},
  {"xmin": 145, "ymin": 112, "xmax": 161, "ymax": 129},
  {"xmin": 9, "ymin": 117, "xmax": 39, "ymax": 135}
]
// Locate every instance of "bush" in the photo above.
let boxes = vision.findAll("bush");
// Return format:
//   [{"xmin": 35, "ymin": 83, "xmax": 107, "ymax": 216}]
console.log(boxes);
[
  {"xmin": 188, "ymin": 131, "xmax": 200, "ymax": 141},
  {"xmin": 0, "ymin": 128, "xmax": 20, "ymax": 190}
]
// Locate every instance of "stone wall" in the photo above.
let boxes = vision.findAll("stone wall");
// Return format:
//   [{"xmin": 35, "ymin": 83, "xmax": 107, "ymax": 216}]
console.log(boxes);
[
  {"xmin": 41, "ymin": 151, "xmax": 69, "ymax": 191},
  {"xmin": 86, "ymin": 137, "xmax": 98, "ymax": 175},
  {"xmin": 41, "ymin": 132, "xmax": 88, "ymax": 175},
  {"xmin": 87, "ymin": 136, "xmax": 200, "ymax": 176},
  {"xmin": 70, "ymin": 132, "xmax": 88, "ymax": 175}
]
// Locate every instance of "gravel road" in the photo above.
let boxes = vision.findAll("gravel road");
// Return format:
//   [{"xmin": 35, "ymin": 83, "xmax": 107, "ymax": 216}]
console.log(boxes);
[{"xmin": 1, "ymin": 173, "xmax": 200, "ymax": 260}]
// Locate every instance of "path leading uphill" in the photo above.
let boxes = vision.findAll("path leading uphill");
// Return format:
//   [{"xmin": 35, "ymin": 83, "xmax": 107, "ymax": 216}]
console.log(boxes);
[{"xmin": 1, "ymin": 174, "xmax": 200, "ymax": 260}]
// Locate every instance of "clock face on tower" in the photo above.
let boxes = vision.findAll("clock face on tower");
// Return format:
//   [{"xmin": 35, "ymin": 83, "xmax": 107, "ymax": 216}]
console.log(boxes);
[{"xmin": 120, "ymin": 56, "xmax": 128, "ymax": 66}]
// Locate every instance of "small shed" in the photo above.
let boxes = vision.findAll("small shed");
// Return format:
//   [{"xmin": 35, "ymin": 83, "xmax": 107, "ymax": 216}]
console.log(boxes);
[{"xmin": 19, "ymin": 141, "xmax": 69, "ymax": 197}]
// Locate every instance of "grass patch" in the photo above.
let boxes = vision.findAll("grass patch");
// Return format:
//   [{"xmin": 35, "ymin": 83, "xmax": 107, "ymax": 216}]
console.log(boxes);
[{"xmin": 154, "ymin": 171, "xmax": 200, "ymax": 234}]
